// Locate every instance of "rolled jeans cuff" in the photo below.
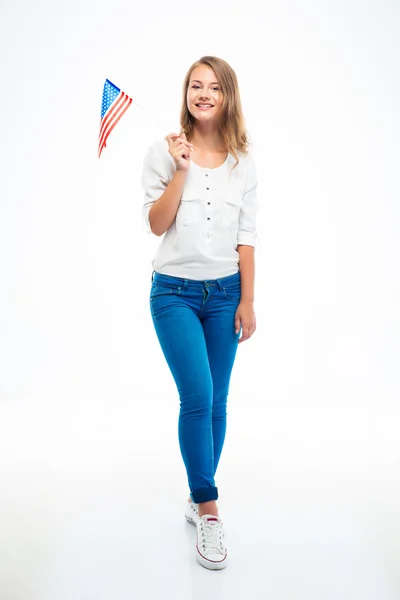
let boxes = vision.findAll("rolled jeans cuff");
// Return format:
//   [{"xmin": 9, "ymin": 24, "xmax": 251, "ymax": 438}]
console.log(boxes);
[{"xmin": 190, "ymin": 486, "xmax": 219, "ymax": 504}]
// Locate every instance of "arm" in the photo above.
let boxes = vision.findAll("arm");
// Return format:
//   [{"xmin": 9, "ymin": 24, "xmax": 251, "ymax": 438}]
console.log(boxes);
[
  {"xmin": 237, "ymin": 245, "xmax": 255, "ymax": 303},
  {"xmin": 235, "ymin": 153, "xmax": 258, "ymax": 342},
  {"xmin": 141, "ymin": 142, "xmax": 187, "ymax": 236},
  {"xmin": 148, "ymin": 169, "xmax": 187, "ymax": 236},
  {"xmin": 237, "ymin": 152, "xmax": 258, "ymax": 303}
]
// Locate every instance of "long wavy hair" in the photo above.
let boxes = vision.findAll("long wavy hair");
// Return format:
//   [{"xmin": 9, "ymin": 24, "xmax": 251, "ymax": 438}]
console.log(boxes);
[{"xmin": 179, "ymin": 56, "xmax": 250, "ymax": 170}]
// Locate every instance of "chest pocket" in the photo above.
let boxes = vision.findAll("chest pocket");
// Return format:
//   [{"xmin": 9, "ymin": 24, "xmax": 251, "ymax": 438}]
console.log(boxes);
[
  {"xmin": 224, "ymin": 178, "xmax": 244, "ymax": 229},
  {"xmin": 176, "ymin": 180, "xmax": 201, "ymax": 226}
]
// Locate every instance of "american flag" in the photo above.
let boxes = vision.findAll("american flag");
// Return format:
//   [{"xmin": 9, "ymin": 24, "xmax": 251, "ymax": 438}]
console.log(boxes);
[{"xmin": 98, "ymin": 79, "xmax": 132, "ymax": 158}]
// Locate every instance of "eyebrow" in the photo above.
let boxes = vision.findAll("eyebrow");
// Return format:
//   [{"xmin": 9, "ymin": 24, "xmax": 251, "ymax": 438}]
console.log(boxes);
[{"xmin": 191, "ymin": 79, "xmax": 219, "ymax": 85}]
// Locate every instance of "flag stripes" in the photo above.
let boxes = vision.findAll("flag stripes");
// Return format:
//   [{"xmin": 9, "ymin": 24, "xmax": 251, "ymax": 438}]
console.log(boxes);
[{"xmin": 98, "ymin": 80, "xmax": 132, "ymax": 158}]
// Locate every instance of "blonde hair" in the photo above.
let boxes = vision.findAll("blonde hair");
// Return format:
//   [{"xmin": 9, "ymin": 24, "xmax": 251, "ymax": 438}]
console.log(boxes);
[{"xmin": 179, "ymin": 56, "xmax": 250, "ymax": 170}]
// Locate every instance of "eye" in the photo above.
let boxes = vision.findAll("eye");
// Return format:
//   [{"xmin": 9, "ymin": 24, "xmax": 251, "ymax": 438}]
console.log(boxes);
[{"xmin": 191, "ymin": 85, "xmax": 219, "ymax": 91}]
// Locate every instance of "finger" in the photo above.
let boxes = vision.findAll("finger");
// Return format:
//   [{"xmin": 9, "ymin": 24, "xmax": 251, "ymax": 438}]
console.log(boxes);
[
  {"xmin": 235, "ymin": 316, "xmax": 241, "ymax": 335},
  {"xmin": 178, "ymin": 139, "xmax": 195, "ymax": 151},
  {"xmin": 247, "ymin": 326, "xmax": 255, "ymax": 339},
  {"xmin": 174, "ymin": 142, "xmax": 191, "ymax": 159},
  {"xmin": 165, "ymin": 133, "xmax": 194, "ymax": 151},
  {"xmin": 165, "ymin": 133, "xmax": 191, "ymax": 150},
  {"xmin": 239, "ymin": 325, "xmax": 250, "ymax": 343},
  {"xmin": 165, "ymin": 133, "xmax": 179, "ymax": 147},
  {"xmin": 178, "ymin": 132, "xmax": 195, "ymax": 151},
  {"xmin": 168, "ymin": 142, "xmax": 188, "ymax": 158},
  {"xmin": 169, "ymin": 140, "xmax": 195, "ymax": 156},
  {"xmin": 175, "ymin": 141, "xmax": 193, "ymax": 152}
]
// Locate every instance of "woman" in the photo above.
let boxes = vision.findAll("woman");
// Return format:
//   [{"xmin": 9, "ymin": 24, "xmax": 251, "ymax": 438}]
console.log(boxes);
[{"xmin": 140, "ymin": 56, "xmax": 258, "ymax": 570}]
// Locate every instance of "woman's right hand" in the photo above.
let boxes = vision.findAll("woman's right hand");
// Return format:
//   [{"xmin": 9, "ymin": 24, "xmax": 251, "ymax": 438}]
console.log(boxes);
[{"xmin": 164, "ymin": 132, "xmax": 195, "ymax": 172}]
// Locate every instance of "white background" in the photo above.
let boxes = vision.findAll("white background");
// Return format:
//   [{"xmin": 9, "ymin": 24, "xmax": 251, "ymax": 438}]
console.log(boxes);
[{"xmin": 1, "ymin": 1, "xmax": 399, "ymax": 598}]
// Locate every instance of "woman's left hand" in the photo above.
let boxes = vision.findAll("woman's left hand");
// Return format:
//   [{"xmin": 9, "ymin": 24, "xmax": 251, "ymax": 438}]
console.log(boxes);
[{"xmin": 235, "ymin": 301, "xmax": 256, "ymax": 343}]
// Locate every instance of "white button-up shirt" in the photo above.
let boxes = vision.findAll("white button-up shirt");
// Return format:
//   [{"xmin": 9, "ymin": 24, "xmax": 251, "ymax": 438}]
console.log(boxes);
[{"xmin": 141, "ymin": 138, "xmax": 258, "ymax": 280}]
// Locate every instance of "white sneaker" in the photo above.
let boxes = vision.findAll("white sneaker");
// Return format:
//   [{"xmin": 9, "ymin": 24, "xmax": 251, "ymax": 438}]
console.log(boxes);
[
  {"xmin": 184, "ymin": 498, "xmax": 199, "ymax": 527},
  {"xmin": 195, "ymin": 514, "xmax": 228, "ymax": 570}
]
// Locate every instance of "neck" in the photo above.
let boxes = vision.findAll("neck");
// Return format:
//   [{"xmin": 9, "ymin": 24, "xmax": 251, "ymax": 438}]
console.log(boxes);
[{"xmin": 188, "ymin": 122, "xmax": 226, "ymax": 151}]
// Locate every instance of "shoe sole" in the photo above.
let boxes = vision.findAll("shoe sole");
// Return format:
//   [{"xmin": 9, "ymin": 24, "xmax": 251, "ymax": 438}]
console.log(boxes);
[
  {"xmin": 196, "ymin": 546, "xmax": 228, "ymax": 570},
  {"xmin": 185, "ymin": 515, "xmax": 198, "ymax": 527}
]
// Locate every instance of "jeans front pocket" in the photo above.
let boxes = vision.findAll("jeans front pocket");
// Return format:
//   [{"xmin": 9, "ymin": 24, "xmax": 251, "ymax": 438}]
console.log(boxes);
[
  {"xmin": 222, "ymin": 279, "xmax": 242, "ymax": 300},
  {"xmin": 150, "ymin": 281, "xmax": 183, "ymax": 299},
  {"xmin": 150, "ymin": 281, "xmax": 185, "ymax": 318}
]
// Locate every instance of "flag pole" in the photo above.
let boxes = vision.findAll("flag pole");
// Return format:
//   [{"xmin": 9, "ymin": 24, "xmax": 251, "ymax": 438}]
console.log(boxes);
[{"xmin": 131, "ymin": 99, "xmax": 171, "ymax": 134}]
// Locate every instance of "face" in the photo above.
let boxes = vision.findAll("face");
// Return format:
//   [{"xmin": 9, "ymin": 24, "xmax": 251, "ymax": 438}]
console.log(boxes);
[{"xmin": 186, "ymin": 65, "xmax": 223, "ymax": 122}]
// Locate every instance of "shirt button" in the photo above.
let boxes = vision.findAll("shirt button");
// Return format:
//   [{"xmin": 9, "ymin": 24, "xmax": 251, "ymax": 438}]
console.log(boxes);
[
  {"xmin": 206, "ymin": 187, "xmax": 209, "ymax": 190},
  {"xmin": 205, "ymin": 173, "xmax": 209, "ymax": 177},
  {"xmin": 207, "ymin": 202, "xmax": 211, "ymax": 205},
  {"xmin": 207, "ymin": 217, "xmax": 210, "ymax": 220}
]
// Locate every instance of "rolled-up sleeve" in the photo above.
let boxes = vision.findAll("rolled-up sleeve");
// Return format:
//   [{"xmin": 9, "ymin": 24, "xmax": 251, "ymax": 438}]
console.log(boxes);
[
  {"xmin": 140, "ymin": 142, "xmax": 170, "ymax": 234},
  {"xmin": 237, "ymin": 153, "xmax": 258, "ymax": 247}
]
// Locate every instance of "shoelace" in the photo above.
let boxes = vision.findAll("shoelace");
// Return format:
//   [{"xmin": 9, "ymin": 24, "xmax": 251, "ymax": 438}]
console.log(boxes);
[{"xmin": 199, "ymin": 519, "xmax": 225, "ymax": 555}]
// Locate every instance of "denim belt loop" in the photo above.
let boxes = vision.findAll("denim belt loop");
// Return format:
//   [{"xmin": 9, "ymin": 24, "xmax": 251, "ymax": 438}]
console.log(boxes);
[
  {"xmin": 182, "ymin": 278, "xmax": 189, "ymax": 291},
  {"xmin": 151, "ymin": 270, "xmax": 155, "ymax": 283}
]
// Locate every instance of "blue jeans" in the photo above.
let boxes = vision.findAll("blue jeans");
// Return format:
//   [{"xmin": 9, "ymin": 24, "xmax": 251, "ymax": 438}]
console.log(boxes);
[{"xmin": 149, "ymin": 269, "xmax": 242, "ymax": 504}]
